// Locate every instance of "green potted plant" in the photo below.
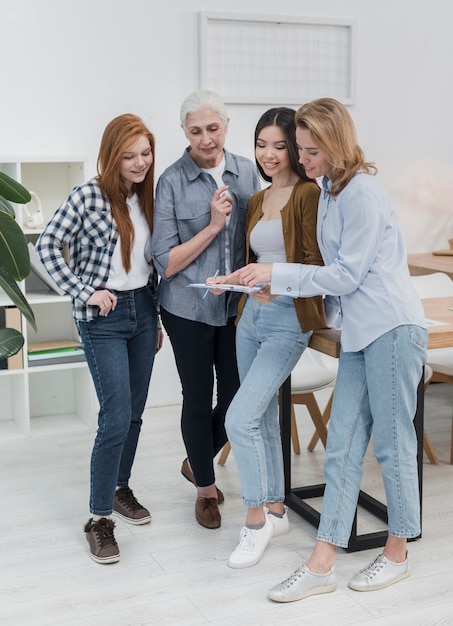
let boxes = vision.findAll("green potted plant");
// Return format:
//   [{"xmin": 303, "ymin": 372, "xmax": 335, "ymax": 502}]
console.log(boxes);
[{"xmin": 0, "ymin": 170, "xmax": 36, "ymax": 359}]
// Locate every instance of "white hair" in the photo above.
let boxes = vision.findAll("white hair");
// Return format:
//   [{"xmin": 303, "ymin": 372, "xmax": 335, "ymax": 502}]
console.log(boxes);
[{"xmin": 180, "ymin": 90, "xmax": 228, "ymax": 127}]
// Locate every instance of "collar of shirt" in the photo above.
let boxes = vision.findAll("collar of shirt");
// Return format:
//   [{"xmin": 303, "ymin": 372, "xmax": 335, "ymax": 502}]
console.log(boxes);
[{"xmin": 181, "ymin": 147, "xmax": 241, "ymax": 182}]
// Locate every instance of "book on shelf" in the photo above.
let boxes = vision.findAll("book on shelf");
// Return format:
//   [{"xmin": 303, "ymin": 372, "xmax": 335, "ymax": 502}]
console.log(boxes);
[
  {"xmin": 28, "ymin": 338, "xmax": 82, "ymax": 353},
  {"xmin": 27, "ymin": 338, "xmax": 85, "ymax": 367},
  {"xmin": 28, "ymin": 352, "xmax": 86, "ymax": 367},
  {"xmin": 0, "ymin": 306, "xmax": 24, "ymax": 370}
]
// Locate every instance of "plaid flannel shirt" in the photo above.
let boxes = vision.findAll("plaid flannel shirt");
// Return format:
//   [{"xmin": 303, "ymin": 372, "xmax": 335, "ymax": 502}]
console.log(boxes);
[{"xmin": 36, "ymin": 179, "xmax": 155, "ymax": 322}]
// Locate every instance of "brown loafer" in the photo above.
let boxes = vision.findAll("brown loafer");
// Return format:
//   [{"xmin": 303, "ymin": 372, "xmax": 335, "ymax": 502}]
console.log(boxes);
[
  {"xmin": 181, "ymin": 458, "xmax": 224, "ymax": 504},
  {"xmin": 195, "ymin": 497, "xmax": 221, "ymax": 529}
]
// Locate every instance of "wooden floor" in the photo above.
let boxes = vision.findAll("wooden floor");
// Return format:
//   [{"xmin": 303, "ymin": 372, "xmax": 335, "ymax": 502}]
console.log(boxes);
[{"xmin": 1, "ymin": 384, "xmax": 453, "ymax": 626}]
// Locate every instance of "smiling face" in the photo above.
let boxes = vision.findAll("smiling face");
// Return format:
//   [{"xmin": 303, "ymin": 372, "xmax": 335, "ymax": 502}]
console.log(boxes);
[
  {"xmin": 119, "ymin": 135, "xmax": 153, "ymax": 193},
  {"xmin": 183, "ymin": 107, "xmax": 229, "ymax": 168},
  {"xmin": 255, "ymin": 125, "xmax": 292, "ymax": 179},
  {"xmin": 296, "ymin": 126, "xmax": 331, "ymax": 180}
]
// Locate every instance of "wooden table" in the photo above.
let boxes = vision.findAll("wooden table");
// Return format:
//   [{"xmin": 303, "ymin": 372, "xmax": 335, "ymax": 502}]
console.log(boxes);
[
  {"xmin": 280, "ymin": 297, "xmax": 453, "ymax": 551},
  {"xmin": 423, "ymin": 296, "xmax": 453, "ymax": 349},
  {"xmin": 408, "ymin": 253, "xmax": 453, "ymax": 281}
]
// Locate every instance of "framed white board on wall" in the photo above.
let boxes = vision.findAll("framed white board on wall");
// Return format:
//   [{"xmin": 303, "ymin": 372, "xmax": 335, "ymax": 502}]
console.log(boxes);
[{"xmin": 198, "ymin": 12, "xmax": 355, "ymax": 105}]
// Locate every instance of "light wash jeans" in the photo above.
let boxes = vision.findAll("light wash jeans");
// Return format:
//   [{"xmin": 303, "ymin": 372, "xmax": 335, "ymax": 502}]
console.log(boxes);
[
  {"xmin": 317, "ymin": 324, "xmax": 428, "ymax": 548},
  {"xmin": 77, "ymin": 286, "xmax": 158, "ymax": 516},
  {"xmin": 226, "ymin": 296, "xmax": 312, "ymax": 507}
]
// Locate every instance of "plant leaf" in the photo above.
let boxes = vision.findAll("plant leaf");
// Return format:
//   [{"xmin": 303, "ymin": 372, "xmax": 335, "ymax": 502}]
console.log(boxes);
[
  {"xmin": 0, "ymin": 211, "xmax": 30, "ymax": 280},
  {"xmin": 0, "ymin": 267, "xmax": 36, "ymax": 330},
  {"xmin": 0, "ymin": 327, "xmax": 24, "ymax": 359},
  {"xmin": 0, "ymin": 171, "xmax": 31, "ymax": 204},
  {"xmin": 0, "ymin": 196, "xmax": 16, "ymax": 218}
]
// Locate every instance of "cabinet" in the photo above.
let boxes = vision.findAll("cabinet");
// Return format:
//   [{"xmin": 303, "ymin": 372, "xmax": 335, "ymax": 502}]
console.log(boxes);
[{"xmin": 0, "ymin": 158, "xmax": 97, "ymax": 439}]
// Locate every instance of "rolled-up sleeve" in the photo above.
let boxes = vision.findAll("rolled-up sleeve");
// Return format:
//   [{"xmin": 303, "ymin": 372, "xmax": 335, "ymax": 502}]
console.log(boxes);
[{"xmin": 151, "ymin": 176, "xmax": 179, "ymax": 279}]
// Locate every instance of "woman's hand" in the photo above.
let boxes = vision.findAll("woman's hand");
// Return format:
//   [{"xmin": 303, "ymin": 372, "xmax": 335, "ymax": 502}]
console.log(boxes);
[
  {"xmin": 205, "ymin": 273, "xmax": 229, "ymax": 296},
  {"xmin": 250, "ymin": 284, "xmax": 276, "ymax": 304},
  {"xmin": 209, "ymin": 185, "xmax": 233, "ymax": 231},
  {"xmin": 231, "ymin": 263, "xmax": 273, "ymax": 287},
  {"xmin": 156, "ymin": 329, "xmax": 164, "ymax": 353},
  {"xmin": 87, "ymin": 289, "xmax": 118, "ymax": 317}
]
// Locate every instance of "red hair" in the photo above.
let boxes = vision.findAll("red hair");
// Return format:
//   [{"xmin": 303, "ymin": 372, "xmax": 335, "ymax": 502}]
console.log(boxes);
[{"xmin": 97, "ymin": 113, "xmax": 155, "ymax": 273}]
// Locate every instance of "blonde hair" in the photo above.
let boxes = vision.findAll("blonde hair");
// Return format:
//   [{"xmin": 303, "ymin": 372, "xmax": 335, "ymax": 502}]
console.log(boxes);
[
  {"xmin": 295, "ymin": 98, "xmax": 377, "ymax": 196},
  {"xmin": 97, "ymin": 114, "xmax": 155, "ymax": 273}
]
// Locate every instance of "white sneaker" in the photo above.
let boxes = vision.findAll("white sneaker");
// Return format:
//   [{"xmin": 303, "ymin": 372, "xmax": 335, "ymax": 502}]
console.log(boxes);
[
  {"xmin": 268, "ymin": 564, "xmax": 338, "ymax": 603},
  {"xmin": 348, "ymin": 553, "xmax": 410, "ymax": 592},
  {"xmin": 227, "ymin": 518, "xmax": 274, "ymax": 569},
  {"xmin": 265, "ymin": 505, "xmax": 289, "ymax": 537}
]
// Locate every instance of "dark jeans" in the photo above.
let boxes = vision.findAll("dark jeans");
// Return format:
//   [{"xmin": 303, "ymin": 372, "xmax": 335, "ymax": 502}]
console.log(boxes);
[
  {"xmin": 78, "ymin": 286, "xmax": 158, "ymax": 516},
  {"xmin": 161, "ymin": 307, "xmax": 239, "ymax": 487}
]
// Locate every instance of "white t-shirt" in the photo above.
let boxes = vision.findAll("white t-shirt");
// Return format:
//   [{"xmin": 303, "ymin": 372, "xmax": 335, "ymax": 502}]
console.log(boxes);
[
  {"xmin": 201, "ymin": 157, "xmax": 231, "ymax": 274},
  {"xmin": 105, "ymin": 193, "xmax": 151, "ymax": 290}
]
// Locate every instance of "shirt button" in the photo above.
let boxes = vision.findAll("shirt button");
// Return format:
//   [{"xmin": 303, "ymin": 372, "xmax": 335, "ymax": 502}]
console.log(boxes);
[{"xmin": 286, "ymin": 287, "xmax": 292, "ymax": 292}]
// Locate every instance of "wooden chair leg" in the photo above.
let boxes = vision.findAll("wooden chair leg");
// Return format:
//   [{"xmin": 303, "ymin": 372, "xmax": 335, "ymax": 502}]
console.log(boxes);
[
  {"xmin": 304, "ymin": 394, "xmax": 328, "ymax": 449},
  {"xmin": 291, "ymin": 405, "xmax": 301, "ymax": 454},
  {"xmin": 217, "ymin": 441, "xmax": 231, "ymax": 466},
  {"xmin": 423, "ymin": 430, "xmax": 439, "ymax": 464},
  {"xmin": 307, "ymin": 391, "xmax": 333, "ymax": 451}
]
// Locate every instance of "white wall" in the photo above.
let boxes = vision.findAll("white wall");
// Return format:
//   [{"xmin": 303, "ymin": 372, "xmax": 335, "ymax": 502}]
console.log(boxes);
[{"xmin": 2, "ymin": 0, "xmax": 452, "ymax": 405}]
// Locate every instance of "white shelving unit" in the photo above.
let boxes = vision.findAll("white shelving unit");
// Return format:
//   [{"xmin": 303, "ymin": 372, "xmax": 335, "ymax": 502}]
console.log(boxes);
[{"xmin": 0, "ymin": 158, "xmax": 97, "ymax": 439}]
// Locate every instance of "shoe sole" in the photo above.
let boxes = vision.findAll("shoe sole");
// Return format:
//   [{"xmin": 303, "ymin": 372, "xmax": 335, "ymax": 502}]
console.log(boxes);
[
  {"xmin": 227, "ymin": 556, "xmax": 263, "ymax": 569},
  {"xmin": 348, "ymin": 570, "xmax": 410, "ymax": 592},
  {"xmin": 112, "ymin": 510, "xmax": 151, "ymax": 525},
  {"xmin": 268, "ymin": 582, "xmax": 338, "ymax": 603},
  {"xmin": 89, "ymin": 552, "xmax": 120, "ymax": 564}
]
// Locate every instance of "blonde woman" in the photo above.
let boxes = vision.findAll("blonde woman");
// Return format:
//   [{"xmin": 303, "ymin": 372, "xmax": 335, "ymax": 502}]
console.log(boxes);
[{"xmin": 233, "ymin": 98, "xmax": 427, "ymax": 600}]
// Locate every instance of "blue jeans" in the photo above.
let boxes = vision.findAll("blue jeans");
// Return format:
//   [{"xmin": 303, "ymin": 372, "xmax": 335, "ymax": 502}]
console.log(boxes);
[
  {"xmin": 317, "ymin": 324, "xmax": 428, "ymax": 547},
  {"xmin": 226, "ymin": 296, "xmax": 312, "ymax": 507},
  {"xmin": 77, "ymin": 286, "xmax": 158, "ymax": 516}
]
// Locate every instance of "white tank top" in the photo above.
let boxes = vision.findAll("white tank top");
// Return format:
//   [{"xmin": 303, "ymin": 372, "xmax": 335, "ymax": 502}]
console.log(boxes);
[{"xmin": 250, "ymin": 219, "xmax": 286, "ymax": 264}]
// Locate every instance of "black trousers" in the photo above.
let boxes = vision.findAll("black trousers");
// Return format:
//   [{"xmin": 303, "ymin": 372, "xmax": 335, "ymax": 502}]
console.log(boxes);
[{"xmin": 161, "ymin": 308, "xmax": 239, "ymax": 487}]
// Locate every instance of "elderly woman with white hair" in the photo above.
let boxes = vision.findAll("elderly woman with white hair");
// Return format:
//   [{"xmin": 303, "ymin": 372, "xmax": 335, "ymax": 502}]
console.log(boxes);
[{"xmin": 152, "ymin": 90, "xmax": 260, "ymax": 529}]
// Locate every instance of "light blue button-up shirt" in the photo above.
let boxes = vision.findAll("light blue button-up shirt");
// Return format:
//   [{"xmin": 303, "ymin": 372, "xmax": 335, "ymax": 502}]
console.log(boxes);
[{"xmin": 271, "ymin": 173, "xmax": 426, "ymax": 352}]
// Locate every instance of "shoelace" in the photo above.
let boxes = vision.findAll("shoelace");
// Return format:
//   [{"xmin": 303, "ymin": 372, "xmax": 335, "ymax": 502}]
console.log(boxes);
[
  {"xmin": 93, "ymin": 519, "xmax": 118, "ymax": 547},
  {"xmin": 197, "ymin": 497, "xmax": 217, "ymax": 511},
  {"xmin": 116, "ymin": 486, "xmax": 140, "ymax": 510},
  {"xmin": 237, "ymin": 527, "xmax": 256, "ymax": 553},
  {"xmin": 359, "ymin": 555, "xmax": 385, "ymax": 578},
  {"xmin": 281, "ymin": 566, "xmax": 305, "ymax": 588}
]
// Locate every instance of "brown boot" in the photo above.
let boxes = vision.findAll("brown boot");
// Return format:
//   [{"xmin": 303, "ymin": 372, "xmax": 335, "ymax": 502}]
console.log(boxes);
[
  {"xmin": 84, "ymin": 518, "xmax": 119, "ymax": 564},
  {"xmin": 195, "ymin": 497, "xmax": 221, "ymax": 529}
]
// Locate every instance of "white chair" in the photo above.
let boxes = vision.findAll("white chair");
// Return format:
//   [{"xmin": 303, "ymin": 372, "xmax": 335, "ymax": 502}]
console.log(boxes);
[
  {"xmin": 411, "ymin": 272, "xmax": 453, "ymax": 463},
  {"xmin": 288, "ymin": 348, "xmax": 337, "ymax": 453},
  {"xmin": 217, "ymin": 347, "xmax": 338, "ymax": 465}
]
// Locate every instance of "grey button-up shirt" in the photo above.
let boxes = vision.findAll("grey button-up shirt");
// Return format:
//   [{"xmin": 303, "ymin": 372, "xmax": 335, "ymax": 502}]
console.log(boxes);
[{"xmin": 152, "ymin": 148, "xmax": 260, "ymax": 326}]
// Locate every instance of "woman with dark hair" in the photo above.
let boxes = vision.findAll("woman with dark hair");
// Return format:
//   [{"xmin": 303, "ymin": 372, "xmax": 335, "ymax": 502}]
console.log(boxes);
[
  {"xmin": 37, "ymin": 114, "xmax": 163, "ymax": 564},
  {"xmin": 212, "ymin": 107, "xmax": 326, "ymax": 568}
]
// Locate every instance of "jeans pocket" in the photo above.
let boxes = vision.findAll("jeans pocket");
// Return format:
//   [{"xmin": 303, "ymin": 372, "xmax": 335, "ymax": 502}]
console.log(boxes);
[{"xmin": 407, "ymin": 324, "xmax": 428, "ymax": 349}]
